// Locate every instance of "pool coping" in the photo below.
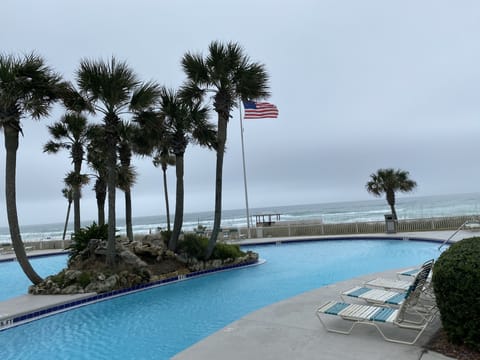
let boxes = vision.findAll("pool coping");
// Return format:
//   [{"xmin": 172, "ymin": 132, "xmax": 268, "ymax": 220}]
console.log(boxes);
[
  {"xmin": 238, "ymin": 234, "xmax": 446, "ymax": 247},
  {"xmin": 0, "ymin": 250, "xmax": 68, "ymax": 263},
  {"xmin": 0, "ymin": 258, "xmax": 264, "ymax": 331}
]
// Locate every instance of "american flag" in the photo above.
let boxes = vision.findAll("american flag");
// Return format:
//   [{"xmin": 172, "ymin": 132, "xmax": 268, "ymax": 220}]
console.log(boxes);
[{"xmin": 243, "ymin": 101, "xmax": 279, "ymax": 119}]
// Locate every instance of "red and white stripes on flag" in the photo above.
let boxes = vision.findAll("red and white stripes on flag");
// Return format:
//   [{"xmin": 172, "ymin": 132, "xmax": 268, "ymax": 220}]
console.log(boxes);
[{"xmin": 243, "ymin": 101, "xmax": 279, "ymax": 119}]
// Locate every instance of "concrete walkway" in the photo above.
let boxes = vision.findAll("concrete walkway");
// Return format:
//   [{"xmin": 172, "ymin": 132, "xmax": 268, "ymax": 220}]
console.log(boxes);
[{"xmin": 2, "ymin": 230, "xmax": 478, "ymax": 359}]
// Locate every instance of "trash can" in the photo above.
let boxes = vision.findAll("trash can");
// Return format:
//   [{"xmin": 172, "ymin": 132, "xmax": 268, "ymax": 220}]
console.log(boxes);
[{"xmin": 384, "ymin": 214, "xmax": 396, "ymax": 234}]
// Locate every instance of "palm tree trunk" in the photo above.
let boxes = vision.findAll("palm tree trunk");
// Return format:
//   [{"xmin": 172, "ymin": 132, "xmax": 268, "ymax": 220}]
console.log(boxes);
[
  {"xmin": 386, "ymin": 190, "xmax": 397, "ymax": 220},
  {"xmin": 169, "ymin": 154, "xmax": 184, "ymax": 251},
  {"xmin": 73, "ymin": 160, "xmax": 82, "ymax": 233},
  {"xmin": 105, "ymin": 119, "xmax": 117, "ymax": 267},
  {"xmin": 95, "ymin": 178, "xmax": 106, "ymax": 226},
  {"xmin": 125, "ymin": 189, "xmax": 134, "ymax": 241},
  {"xmin": 62, "ymin": 200, "xmax": 72, "ymax": 240},
  {"xmin": 4, "ymin": 126, "xmax": 43, "ymax": 284},
  {"xmin": 389, "ymin": 204, "xmax": 398, "ymax": 220},
  {"xmin": 73, "ymin": 189, "xmax": 81, "ymax": 233},
  {"xmin": 162, "ymin": 167, "xmax": 171, "ymax": 232},
  {"xmin": 206, "ymin": 115, "xmax": 227, "ymax": 259}
]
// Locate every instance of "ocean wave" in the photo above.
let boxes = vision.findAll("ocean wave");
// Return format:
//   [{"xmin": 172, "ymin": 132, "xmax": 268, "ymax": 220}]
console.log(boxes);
[{"xmin": 1, "ymin": 193, "xmax": 479, "ymax": 243}]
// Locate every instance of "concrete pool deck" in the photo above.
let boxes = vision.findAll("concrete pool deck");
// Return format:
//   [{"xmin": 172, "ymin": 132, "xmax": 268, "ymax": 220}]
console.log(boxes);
[
  {"xmin": 175, "ymin": 230, "xmax": 470, "ymax": 360},
  {"xmin": 2, "ymin": 230, "xmax": 479, "ymax": 359}
]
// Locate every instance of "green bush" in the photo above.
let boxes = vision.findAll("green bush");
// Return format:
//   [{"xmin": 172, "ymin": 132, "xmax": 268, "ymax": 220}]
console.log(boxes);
[
  {"xmin": 177, "ymin": 233, "xmax": 209, "ymax": 260},
  {"xmin": 177, "ymin": 234, "xmax": 246, "ymax": 261},
  {"xmin": 77, "ymin": 272, "xmax": 92, "ymax": 287},
  {"xmin": 68, "ymin": 223, "xmax": 108, "ymax": 260},
  {"xmin": 432, "ymin": 237, "xmax": 480, "ymax": 350},
  {"xmin": 212, "ymin": 243, "xmax": 245, "ymax": 260},
  {"xmin": 160, "ymin": 230, "xmax": 172, "ymax": 244}
]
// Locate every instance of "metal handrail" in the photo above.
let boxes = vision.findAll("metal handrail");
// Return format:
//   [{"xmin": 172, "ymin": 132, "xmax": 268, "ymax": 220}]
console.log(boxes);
[{"xmin": 438, "ymin": 218, "xmax": 480, "ymax": 250}]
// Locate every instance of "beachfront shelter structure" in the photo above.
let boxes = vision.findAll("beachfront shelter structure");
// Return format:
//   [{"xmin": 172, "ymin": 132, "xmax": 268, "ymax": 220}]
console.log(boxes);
[{"xmin": 253, "ymin": 213, "xmax": 281, "ymax": 227}]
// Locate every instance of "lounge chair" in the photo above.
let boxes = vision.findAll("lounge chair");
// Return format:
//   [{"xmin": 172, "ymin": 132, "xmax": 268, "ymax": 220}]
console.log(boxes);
[
  {"xmin": 316, "ymin": 259, "xmax": 437, "ymax": 344},
  {"xmin": 342, "ymin": 259, "xmax": 434, "ymax": 307},
  {"xmin": 342, "ymin": 286, "xmax": 407, "ymax": 306},
  {"xmin": 396, "ymin": 267, "xmax": 420, "ymax": 279},
  {"xmin": 364, "ymin": 259, "xmax": 434, "ymax": 292},
  {"xmin": 316, "ymin": 298, "xmax": 437, "ymax": 345}
]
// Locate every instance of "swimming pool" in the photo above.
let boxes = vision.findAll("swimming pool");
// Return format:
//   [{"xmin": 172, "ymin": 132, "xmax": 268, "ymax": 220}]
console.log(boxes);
[{"xmin": 0, "ymin": 239, "xmax": 442, "ymax": 359}]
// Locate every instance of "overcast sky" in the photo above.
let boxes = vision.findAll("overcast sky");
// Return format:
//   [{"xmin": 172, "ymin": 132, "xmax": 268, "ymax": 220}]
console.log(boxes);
[{"xmin": 1, "ymin": 0, "xmax": 480, "ymax": 226}]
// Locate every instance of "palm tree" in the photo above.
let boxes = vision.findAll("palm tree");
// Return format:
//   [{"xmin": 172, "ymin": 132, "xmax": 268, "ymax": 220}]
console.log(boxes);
[
  {"xmin": 132, "ymin": 110, "xmax": 172, "ymax": 231},
  {"xmin": 117, "ymin": 121, "xmax": 138, "ymax": 241},
  {"xmin": 44, "ymin": 112, "xmax": 90, "ymax": 233},
  {"xmin": 159, "ymin": 87, "xmax": 215, "ymax": 251},
  {"xmin": 61, "ymin": 186, "xmax": 73, "ymax": 241},
  {"xmin": 63, "ymin": 170, "xmax": 89, "ymax": 232},
  {"xmin": 0, "ymin": 53, "xmax": 63, "ymax": 284},
  {"xmin": 116, "ymin": 165, "xmax": 137, "ymax": 240},
  {"xmin": 366, "ymin": 168, "xmax": 417, "ymax": 220},
  {"xmin": 152, "ymin": 148, "xmax": 175, "ymax": 232},
  {"xmin": 86, "ymin": 124, "xmax": 108, "ymax": 226},
  {"xmin": 76, "ymin": 57, "xmax": 160, "ymax": 266},
  {"xmin": 181, "ymin": 41, "xmax": 270, "ymax": 258}
]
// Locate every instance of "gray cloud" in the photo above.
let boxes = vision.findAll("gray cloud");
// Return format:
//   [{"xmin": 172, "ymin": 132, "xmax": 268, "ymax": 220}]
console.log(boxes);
[{"xmin": 1, "ymin": 0, "xmax": 479, "ymax": 226}]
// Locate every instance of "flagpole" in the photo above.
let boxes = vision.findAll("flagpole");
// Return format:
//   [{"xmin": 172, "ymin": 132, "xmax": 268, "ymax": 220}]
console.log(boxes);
[{"xmin": 239, "ymin": 101, "xmax": 251, "ymax": 238}]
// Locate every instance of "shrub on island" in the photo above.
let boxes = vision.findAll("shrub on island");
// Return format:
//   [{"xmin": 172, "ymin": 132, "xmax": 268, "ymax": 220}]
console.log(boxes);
[
  {"xmin": 176, "ymin": 233, "xmax": 245, "ymax": 260},
  {"xmin": 68, "ymin": 222, "xmax": 108, "ymax": 261},
  {"xmin": 432, "ymin": 237, "xmax": 480, "ymax": 350}
]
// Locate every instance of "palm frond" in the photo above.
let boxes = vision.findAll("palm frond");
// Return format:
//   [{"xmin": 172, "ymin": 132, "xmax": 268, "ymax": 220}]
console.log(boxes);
[
  {"xmin": 77, "ymin": 56, "xmax": 140, "ymax": 115},
  {"xmin": 130, "ymin": 80, "xmax": 161, "ymax": 111},
  {"xmin": 0, "ymin": 52, "xmax": 63, "ymax": 121},
  {"xmin": 236, "ymin": 63, "xmax": 271, "ymax": 101},
  {"xmin": 64, "ymin": 170, "xmax": 90, "ymax": 187},
  {"xmin": 181, "ymin": 52, "xmax": 210, "ymax": 85},
  {"xmin": 43, "ymin": 141, "xmax": 64, "ymax": 153}
]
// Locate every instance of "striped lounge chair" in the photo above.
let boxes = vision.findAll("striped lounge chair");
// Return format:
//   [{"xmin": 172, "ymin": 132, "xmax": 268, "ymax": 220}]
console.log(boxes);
[
  {"xmin": 316, "ymin": 260, "xmax": 438, "ymax": 344},
  {"xmin": 342, "ymin": 259, "xmax": 434, "ymax": 307},
  {"xmin": 315, "ymin": 300, "xmax": 435, "ymax": 345},
  {"xmin": 396, "ymin": 267, "xmax": 420, "ymax": 279},
  {"xmin": 363, "ymin": 259, "xmax": 434, "ymax": 292},
  {"xmin": 342, "ymin": 286, "xmax": 407, "ymax": 306}
]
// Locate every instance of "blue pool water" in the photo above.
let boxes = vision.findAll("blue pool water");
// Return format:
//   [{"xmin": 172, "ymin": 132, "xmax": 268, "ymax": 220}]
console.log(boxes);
[
  {"xmin": 0, "ymin": 239, "xmax": 442, "ymax": 359},
  {"xmin": 0, "ymin": 254, "xmax": 68, "ymax": 301}
]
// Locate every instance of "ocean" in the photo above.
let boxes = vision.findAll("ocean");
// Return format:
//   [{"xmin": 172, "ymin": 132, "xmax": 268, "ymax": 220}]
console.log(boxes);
[{"xmin": 1, "ymin": 192, "xmax": 479, "ymax": 244}]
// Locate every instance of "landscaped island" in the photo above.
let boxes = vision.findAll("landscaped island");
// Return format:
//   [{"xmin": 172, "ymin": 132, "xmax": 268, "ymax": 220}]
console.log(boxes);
[{"xmin": 29, "ymin": 228, "xmax": 258, "ymax": 295}]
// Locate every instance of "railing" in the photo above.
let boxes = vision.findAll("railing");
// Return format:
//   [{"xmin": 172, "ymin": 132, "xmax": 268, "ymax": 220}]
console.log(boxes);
[
  {"xmin": 438, "ymin": 217, "xmax": 480, "ymax": 250},
  {"xmin": 231, "ymin": 215, "xmax": 480, "ymax": 240}
]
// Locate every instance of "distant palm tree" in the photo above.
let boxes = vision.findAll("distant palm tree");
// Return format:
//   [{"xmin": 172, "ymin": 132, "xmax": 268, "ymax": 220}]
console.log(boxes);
[
  {"xmin": 61, "ymin": 186, "xmax": 73, "ymax": 241},
  {"xmin": 132, "ymin": 110, "xmax": 173, "ymax": 231},
  {"xmin": 152, "ymin": 148, "xmax": 175, "ymax": 232},
  {"xmin": 86, "ymin": 124, "xmax": 109, "ymax": 227},
  {"xmin": 44, "ymin": 112, "xmax": 90, "ymax": 233},
  {"xmin": 182, "ymin": 41, "xmax": 270, "ymax": 258},
  {"xmin": 117, "ymin": 121, "xmax": 138, "ymax": 241},
  {"xmin": 159, "ymin": 87, "xmax": 215, "ymax": 251},
  {"xmin": 366, "ymin": 168, "xmax": 417, "ymax": 220},
  {"xmin": 76, "ymin": 57, "xmax": 160, "ymax": 266},
  {"xmin": 0, "ymin": 53, "xmax": 63, "ymax": 284},
  {"xmin": 63, "ymin": 170, "xmax": 89, "ymax": 232}
]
